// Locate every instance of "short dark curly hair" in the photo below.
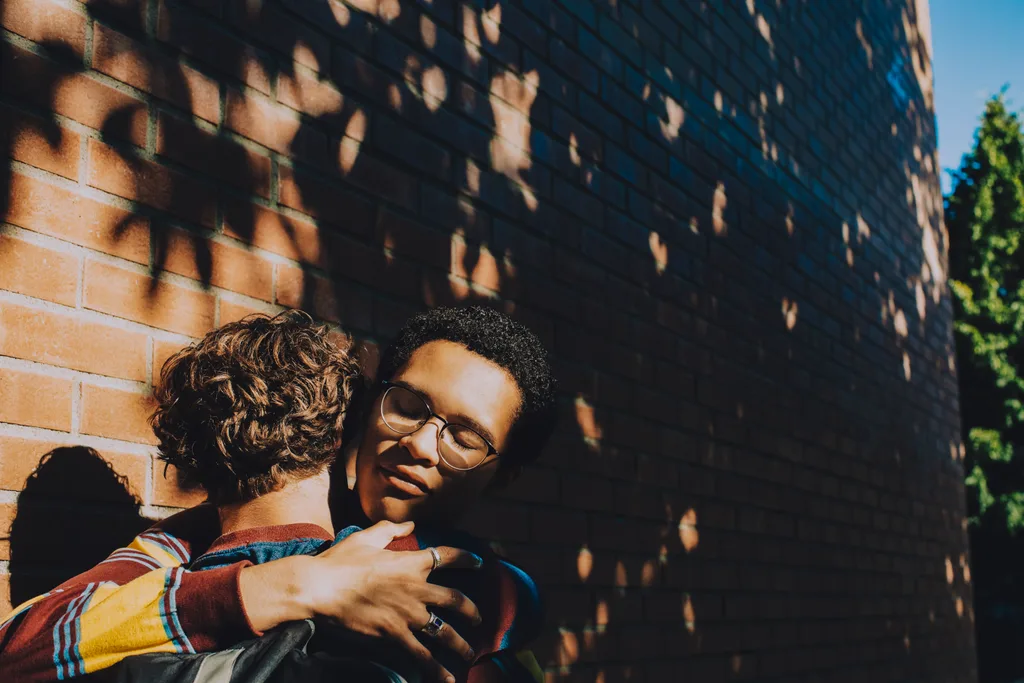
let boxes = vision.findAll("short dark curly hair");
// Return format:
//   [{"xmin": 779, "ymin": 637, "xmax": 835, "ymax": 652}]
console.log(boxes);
[
  {"xmin": 152, "ymin": 311, "xmax": 359, "ymax": 503},
  {"xmin": 376, "ymin": 306, "xmax": 558, "ymax": 467}
]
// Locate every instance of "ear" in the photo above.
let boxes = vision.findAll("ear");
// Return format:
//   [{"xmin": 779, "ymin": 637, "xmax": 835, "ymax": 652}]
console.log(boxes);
[{"xmin": 485, "ymin": 463, "xmax": 523, "ymax": 491}]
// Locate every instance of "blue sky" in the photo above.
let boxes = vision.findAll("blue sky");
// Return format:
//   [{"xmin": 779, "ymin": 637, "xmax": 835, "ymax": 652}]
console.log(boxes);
[{"xmin": 931, "ymin": 0, "xmax": 1024, "ymax": 193}]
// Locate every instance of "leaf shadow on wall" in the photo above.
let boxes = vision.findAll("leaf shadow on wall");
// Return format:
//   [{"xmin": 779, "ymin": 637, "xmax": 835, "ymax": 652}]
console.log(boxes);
[{"xmin": 6, "ymin": 446, "xmax": 151, "ymax": 606}]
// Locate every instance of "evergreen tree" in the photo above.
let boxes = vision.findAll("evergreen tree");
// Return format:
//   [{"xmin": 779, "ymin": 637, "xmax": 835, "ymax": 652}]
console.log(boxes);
[{"xmin": 949, "ymin": 93, "xmax": 1024, "ymax": 532}]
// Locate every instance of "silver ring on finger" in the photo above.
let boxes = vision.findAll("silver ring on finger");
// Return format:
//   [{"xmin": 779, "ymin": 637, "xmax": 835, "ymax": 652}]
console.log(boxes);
[
  {"xmin": 421, "ymin": 612, "xmax": 445, "ymax": 638},
  {"xmin": 428, "ymin": 546, "xmax": 441, "ymax": 572}
]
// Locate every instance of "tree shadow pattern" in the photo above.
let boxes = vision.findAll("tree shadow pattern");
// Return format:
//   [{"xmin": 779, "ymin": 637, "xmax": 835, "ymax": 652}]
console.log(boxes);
[{"xmin": 0, "ymin": 0, "xmax": 974, "ymax": 680}]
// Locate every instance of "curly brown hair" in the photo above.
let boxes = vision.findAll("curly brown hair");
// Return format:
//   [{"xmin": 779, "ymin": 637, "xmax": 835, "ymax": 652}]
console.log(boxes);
[{"xmin": 151, "ymin": 311, "xmax": 359, "ymax": 503}]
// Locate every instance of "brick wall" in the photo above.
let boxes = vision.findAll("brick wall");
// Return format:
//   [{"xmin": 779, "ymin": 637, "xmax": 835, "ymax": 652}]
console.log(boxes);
[{"xmin": 0, "ymin": 0, "xmax": 976, "ymax": 680}]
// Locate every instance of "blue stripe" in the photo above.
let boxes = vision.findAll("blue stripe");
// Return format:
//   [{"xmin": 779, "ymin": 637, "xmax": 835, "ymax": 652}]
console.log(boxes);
[
  {"xmin": 497, "ymin": 561, "xmax": 541, "ymax": 650},
  {"xmin": 68, "ymin": 584, "xmax": 100, "ymax": 676},
  {"xmin": 165, "ymin": 568, "xmax": 194, "ymax": 654},
  {"xmin": 53, "ymin": 585, "xmax": 93, "ymax": 680},
  {"xmin": 141, "ymin": 532, "xmax": 187, "ymax": 564},
  {"xmin": 102, "ymin": 550, "xmax": 162, "ymax": 570},
  {"xmin": 157, "ymin": 570, "xmax": 176, "ymax": 646},
  {"xmin": 1, "ymin": 590, "xmax": 52, "ymax": 628},
  {"xmin": 164, "ymin": 533, "xmax": 190, "ymax": 562}
]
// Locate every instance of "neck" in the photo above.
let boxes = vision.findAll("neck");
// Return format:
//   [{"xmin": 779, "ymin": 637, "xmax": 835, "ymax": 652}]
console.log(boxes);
[{"xmin": 218, "ymin": 469, "xmax": 334, "ymax": 537}]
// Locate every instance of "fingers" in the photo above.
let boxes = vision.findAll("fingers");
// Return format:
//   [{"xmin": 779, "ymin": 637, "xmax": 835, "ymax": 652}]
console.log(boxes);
[
  {"xmin": 420, "ymin": 546, "xmax": 484, "ymax": 572},
  {"xmin": 427, "ymin": 616, "xmax": 476, "ymax": 664},
  {"xmin": 422, "ymin": 584, "xmax": 482, "ymax": 626},
  {"xmin": 350, "ymin": 520, "xmax": 416, "ymax": 549},
  {"xmin": 394, "ymin": 629, "xmax": 455, "ymax": 683}
]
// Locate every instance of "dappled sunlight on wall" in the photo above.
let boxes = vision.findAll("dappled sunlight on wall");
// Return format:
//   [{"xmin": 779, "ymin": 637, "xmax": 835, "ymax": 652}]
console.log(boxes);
[{"xmin": 0, "ymin": 0, "xmax": 972, "ymax": 678}]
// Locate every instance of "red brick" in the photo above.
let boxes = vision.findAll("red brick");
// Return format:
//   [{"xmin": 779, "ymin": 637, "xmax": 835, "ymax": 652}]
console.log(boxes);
[
  {"xmin": 84, "ymin": 260, "xmax": 215, "ymax": 337},
  {"xmin": 4, "ymin": 172, "xmax": 150, "ymax": 264},
  {"xmin": 0, "ymin": 368, "xmax": 72, "ymax": 432},
  {"xmin": 156, "ymin": 114, "xmax": 272, "ymax": 198},
  {"xmin": 277, "ymin": 69, "xmax": 344, "ymax": 117},
  {"xmin": 162, "ymin": 228, "xmax": 274, "ymax": 301},
  {"xmin": 152, "ymin": 461, "xmax": 207, "ymax": 508},
  {"xmin": 87, "ymin": 138, "xmax": 217, "ymax": 228},
  {"xmin": 92, "ymin": 23, "xmax": 220, "ymax": 123},
  {"xmin": 157, "ymin": 0, "xmax": 272, "ymax": 94},
  {"xmin": 1, "ymin": 105, "xmax": 81, "ymax": 180},
  {"xmin": 0, "ymin": 235, "xmax": 79, "ymax": 306},
  {"xmin": 225, "ymin": 88, "xmax": 300, "ymax": 154},
  {"xmin": 224, "ymin": 0, "xmax": 329, "ymax": 72},
  {"xmin": 275, "ymin": 266, "xmax": 341, "ymax": 324},
  {"xmin": 0, "ymin": 303, "xmax": 148, "ymax": 381},
  {"xmin": 223, "ymin": 201, "xmax": 326, "ymax": 267},
  {"xmin": 153, "ymin": 339, "xmax": 188, "ymax": 381},
  {"xmin": 0, "ymin": 44, "xmax": 147, "ymax": 146},
  {"xmin": 0, "ymin": 436, "xmax": 147, "ymax": 501},
  {"xmin": 1, "ymin": 0, "xmax": 87, "ymax": 59},
  {"xmin": 80, "ymin": 384, "xmax": 158, "ymax": 445}
]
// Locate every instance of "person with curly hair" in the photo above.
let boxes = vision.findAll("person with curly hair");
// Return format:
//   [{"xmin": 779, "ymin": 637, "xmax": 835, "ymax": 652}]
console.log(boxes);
[{"xmin": 0, "ymin": 306, "xmax": 558, "ymax": 683}]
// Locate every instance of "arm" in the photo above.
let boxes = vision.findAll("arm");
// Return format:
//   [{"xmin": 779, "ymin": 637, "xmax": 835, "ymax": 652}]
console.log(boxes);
[
  {"xmin": 0, "ymin": 506, "xmax": 253, "ymax": 683},
  {"xmin": 1, "ymin": 520, "xmax": 483, "ymax": 683}
]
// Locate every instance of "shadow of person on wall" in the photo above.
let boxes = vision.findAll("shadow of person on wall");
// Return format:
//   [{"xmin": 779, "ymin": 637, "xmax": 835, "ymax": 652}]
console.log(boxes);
[{"xmin": 7, "ymin": 446, "xmax": 152, "ymax": 606}]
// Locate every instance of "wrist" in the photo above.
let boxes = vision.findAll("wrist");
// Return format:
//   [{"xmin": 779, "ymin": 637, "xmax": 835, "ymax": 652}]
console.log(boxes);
[{"xmin": 239, "ymin": 556, "xmax": 317, "ymax": 631}]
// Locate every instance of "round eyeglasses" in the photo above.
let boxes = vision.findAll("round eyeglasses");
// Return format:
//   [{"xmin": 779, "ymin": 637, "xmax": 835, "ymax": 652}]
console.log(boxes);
[{"xmin": 379, "ymin": 381, "xmax": 499, "ymax": 471}]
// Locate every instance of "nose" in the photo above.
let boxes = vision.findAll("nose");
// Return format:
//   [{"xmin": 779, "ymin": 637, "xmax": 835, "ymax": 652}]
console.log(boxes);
[{"xmin": 399, "ymin": 417, "xmax": 443, "ymax": 467}]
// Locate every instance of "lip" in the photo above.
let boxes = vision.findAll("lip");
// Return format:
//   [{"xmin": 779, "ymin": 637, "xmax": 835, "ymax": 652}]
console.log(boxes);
[{"xmin": 378, "ymin": 465, "xmax": 430, "ymax": 497}]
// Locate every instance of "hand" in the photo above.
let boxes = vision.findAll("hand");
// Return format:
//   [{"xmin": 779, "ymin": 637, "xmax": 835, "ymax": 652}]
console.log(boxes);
[{"xmin": 242, "ymin": 521, "xmax": 482, "ymax": 683}]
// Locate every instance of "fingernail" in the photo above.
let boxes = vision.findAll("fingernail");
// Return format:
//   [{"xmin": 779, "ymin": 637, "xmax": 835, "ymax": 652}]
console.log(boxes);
[
  {"xmin": 446, "ymin": 676, "xmax": 456, "ymax": 683},
  {"xmin": 466, "ymin": 648, "xmax": 475, "ymax": 661},
  {"xmin": 474, "ymin": 614, "xmax": 483, "ymax": 626},
  {"xmin": 471, "ymin": 553, "xmax": 483, "ymax": 568}
]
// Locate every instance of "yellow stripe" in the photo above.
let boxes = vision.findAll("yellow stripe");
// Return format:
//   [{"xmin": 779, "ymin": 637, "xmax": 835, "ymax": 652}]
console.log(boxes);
[
  {"xmin": 516, "ymin": 650, "xmax": 544, "ymax": 683},
  {"xmin": 75, "ymin": 572, "xmax": 180, "ymax": 674},
  {"xmin": 1, "ymin": 590, "xmax": 59, "ymax": 625},
  {"xmin": 130, "ymin": 537, "xmax": 182, "ymax": 568}
]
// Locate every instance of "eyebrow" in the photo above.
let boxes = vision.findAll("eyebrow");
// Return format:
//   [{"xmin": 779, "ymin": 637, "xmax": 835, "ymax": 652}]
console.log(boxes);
[{"xmin": 391, "ymin": 380, "xmax": 498, "ymax": 446}]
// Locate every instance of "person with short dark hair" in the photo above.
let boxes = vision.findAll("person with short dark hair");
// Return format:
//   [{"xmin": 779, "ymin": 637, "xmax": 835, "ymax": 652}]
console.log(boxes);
[{"xmin": 0, "ymin": 306, "xmax": 558, "ymax": 683}]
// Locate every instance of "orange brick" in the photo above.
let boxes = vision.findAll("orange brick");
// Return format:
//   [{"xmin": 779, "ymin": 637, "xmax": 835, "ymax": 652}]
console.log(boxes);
[
  {"xmin": 92, "ymin": 24, "xmax": 219, "ymax": 123},
  {"xmin": 4, "ymin": 172, "xmax": 149, "ymax": 264},
  {"xmin": 84, "ymin": 260, "xmax": 215, "ymax": 337},
  {"xmin": 163, "ymin": 228, "xmax": 274, "ymax": 301},
  {"xmin": 2, "ymin": 105, "xmax": 81, "ymax": 180},
  {"xmin": 152, "ymin": 339, "xmax": 188, "ymax": 383},
  {"xmin": 152, "ymin": 461, "xmax": 206, "ymax": 508},
  {"xmin": 0, "ymin": 436, "xmax": 147, "ymax": 501},
  {"xmin": 275, "ymin": 265, "xmax": 341, "ymax": 323},
  {"xmin": 87, "ymin": 138, "xmax": 217, "ymax": 227},
  {"xmin": 0, "ymin": 503, "xmax": 14, "ymax": 560},
  {"xmin": 225, "ymin": 88, "xmax": 300, "ymax": 154},
  {"xmin": 0, "ymin": 368, "xmax": 72, "ymax": 431},
  {"xmin": 224, "ymin": 201, "xmax": 326, "ymax": 267},
  {"xmin": 0, "ymin": 303, "xmax": 148, "ymax": 381},
  {"xmin": 0, "ymin": 235, "xmax": 79, "ymax": 306},
  {"xmin": 1, "ymin": 0, "xmax": 87, "ymax": 59},
  {"xmin": 219, "ymin": 299, "xmax": 272, "ymax": 325},
  {"xmin": 0, "ymin": 573, "xmax": 10, "ymax": 617},
  {"xmin": 80, "ymin": 384, "xmax": 158, "ymax": 445},
  {"xmin": 88, "ymin": 139, "xmax": 217, "ymax": 228},
  {"xmin": 1, "ymin": 44, "xmax": 147, "ymax": 145}
]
